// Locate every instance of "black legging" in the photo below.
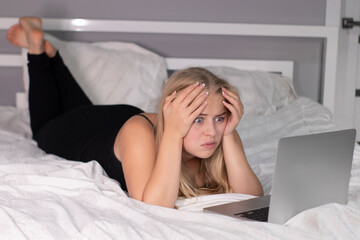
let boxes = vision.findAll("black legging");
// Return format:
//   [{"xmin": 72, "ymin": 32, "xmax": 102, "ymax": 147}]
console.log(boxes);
[{"xmin": 28, "ymin": 52, "xmax": 144, "ymax": 191}]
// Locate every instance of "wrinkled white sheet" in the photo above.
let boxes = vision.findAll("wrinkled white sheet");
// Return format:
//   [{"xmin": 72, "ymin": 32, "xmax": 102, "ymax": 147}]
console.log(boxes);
[{"xmin": 0, "ymin": 97, "xmax": 359, "ymax": 240}]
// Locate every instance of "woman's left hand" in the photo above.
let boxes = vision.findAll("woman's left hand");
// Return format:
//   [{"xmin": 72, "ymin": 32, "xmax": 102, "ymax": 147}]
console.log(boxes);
[{"xmin": 222, "ymin": 87, "xmax": 244, "ymax": 136}]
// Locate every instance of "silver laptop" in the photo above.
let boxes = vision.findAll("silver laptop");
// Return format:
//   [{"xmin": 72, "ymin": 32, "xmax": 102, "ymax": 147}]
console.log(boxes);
[{"xmin": 204, "ymin": 129, "xmax": 356, "ymax": 224}]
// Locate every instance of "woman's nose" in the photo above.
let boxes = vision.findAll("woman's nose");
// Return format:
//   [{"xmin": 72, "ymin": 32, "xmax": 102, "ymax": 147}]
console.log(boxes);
[{"xmin": 204, "ymin": 121, "xmax": 216, "ymax": 137}]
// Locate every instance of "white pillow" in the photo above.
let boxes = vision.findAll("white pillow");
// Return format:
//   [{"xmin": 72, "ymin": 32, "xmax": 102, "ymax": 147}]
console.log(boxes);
[
  {"xmin": 42, "ymin": 34, "xmax": 168, "ymax": 112},
  {"xmin": 206, "ymin": 66, "xmax": 297, "ymax": 117}
]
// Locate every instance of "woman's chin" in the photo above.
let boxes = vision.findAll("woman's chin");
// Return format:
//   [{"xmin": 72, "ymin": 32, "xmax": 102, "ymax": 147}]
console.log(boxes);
[
  {"xmin": 192, "ymin": 150, "xmax": 215, "ymax": 159},
  {"xmin": 183, "ymin": 147, "xmax": 217, "ymax": 160}
]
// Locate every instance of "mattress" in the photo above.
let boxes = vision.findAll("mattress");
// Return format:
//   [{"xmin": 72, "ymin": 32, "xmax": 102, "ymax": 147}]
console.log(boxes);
[{"xmin": 0, "ymin": 97, "xmax": 359, "ymax": 239}]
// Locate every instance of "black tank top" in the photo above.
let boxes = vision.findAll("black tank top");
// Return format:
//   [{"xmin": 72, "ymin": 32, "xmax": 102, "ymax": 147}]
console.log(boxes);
[{"xmin": 137, "ymin": 113, "xmax": 154, "ymax": 128}]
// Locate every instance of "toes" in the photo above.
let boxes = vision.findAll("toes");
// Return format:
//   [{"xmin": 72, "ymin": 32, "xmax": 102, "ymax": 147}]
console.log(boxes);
[
  {"xmin": 6, "ymin": 24, "xmax": 19, "ymax": 42},
  {"xmin": 7, "ymin": 24, "xmax": 18, "ymax": 35}
]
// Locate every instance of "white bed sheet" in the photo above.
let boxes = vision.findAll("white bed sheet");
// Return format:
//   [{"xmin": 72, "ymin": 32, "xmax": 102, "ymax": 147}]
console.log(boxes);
[{"xmin": 0, "ymin": 97, "xmax": 359, "ymax": 239}]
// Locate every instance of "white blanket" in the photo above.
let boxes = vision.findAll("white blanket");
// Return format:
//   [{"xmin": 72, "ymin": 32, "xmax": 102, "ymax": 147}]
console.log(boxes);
[{"xmin": 0, "ymin": 97, "xmax": 359, "ymax": 239}]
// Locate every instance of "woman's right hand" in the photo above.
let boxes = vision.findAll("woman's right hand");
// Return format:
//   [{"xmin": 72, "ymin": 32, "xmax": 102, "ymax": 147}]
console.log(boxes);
[{"xmin": 162, "ymin": 82, "xmax": 209, "ymax": 138}]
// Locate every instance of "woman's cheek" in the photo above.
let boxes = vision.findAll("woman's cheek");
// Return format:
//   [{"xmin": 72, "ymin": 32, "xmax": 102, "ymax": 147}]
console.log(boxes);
[
  {"xmin": 182, "ymin": 125, "xmax": 201, "ymax": 151},
  {"xmin": 218, "ymin": 121, "xmax": 227, "ymax": 134}
]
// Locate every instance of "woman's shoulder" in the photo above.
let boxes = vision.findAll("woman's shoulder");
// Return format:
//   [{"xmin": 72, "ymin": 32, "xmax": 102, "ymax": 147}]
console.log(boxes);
[
  {"xmin": 113, "ymin": 113, "xmax": 157, "ymax": 160},
  {"xmin": 119, "ymin": 113, "xmax": 156, "ymax": 137},
  {"xmin": 136, "ymin": 113, "xmax": 157, "ymax": 127},
  {"xmin": 125, "ymin": 113, "xmax": 157, "ymax": 130}
]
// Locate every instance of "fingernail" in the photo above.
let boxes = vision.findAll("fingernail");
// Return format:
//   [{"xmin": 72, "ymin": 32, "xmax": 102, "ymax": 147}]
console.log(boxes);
[
  {"xmin": 199, "ymin": 83, "xmax": 205, "ymax": 89},
  {"xmin": 222, "ymin": 91, "xmax": 225, "ymax": 95},
  {"xmin": 203, "ymin": 91, "xmax": 209, "ymax": 96},
  {"xmin": 194, "ymin": 82, "xmax": 199, "ymax": 86}
]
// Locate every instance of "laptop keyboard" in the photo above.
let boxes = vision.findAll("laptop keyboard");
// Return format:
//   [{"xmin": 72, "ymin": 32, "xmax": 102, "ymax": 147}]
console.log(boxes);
[{"xmin": 234, "ymin": 207, "xmax": 269, "ymax": 222}]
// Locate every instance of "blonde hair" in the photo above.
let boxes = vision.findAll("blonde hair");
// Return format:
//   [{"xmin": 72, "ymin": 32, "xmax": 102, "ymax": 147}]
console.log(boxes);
[{"xmin": 155, "ymin": 67, "xmax": 237, "ymax": 198}]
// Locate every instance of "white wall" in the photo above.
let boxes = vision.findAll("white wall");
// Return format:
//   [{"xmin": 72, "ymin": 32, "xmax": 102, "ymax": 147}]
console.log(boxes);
[{"xmin": 0, "ymin": 0, "xmax": 327, "ymax": 106}]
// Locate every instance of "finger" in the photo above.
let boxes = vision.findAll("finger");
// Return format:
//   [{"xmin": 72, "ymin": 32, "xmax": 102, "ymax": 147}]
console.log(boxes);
[
  {"xmin": 189, "ymin": 101, "xmax": 208, "ymax": 120},
  {"xmin": 165, "ymin": 90, "xmax": 177, "ymax": 103},
  {"xmin": 186, "ymin": 90, "xmax": 209, "ymax": 115},
  {"xmin": 181, "ymin": 83, "xmax": 206, "ymax": 106},
  {"xmin": 223, "ymin": 100, "xmax": 237, "ymax": 115},
  {"xmin": 222, "ymin": 88, "xmax": 239, "ymax": 102},
  {"xmin": 224, "ymin": 99, "xmax": 244, "ymax": 119},
  {"xmin": 163, "ymin": 91, "xmax": 177, "ymax": 109},
  {"xmin": 222, "ymin": 88, "xmax": 244, "ymax": 113},
  {"xmin": 222, "ymin": 90, "xmax": 241, "ymax": 111},
  {"xmin": 173, "ymin": 82, "xmax": 200, "ymax": 104}
]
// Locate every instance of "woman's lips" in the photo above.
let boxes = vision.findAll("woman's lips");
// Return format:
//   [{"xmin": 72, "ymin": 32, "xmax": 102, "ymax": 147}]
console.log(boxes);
[{"xmin": 201, "ymin": 141, "xmax": 217, "ymax": 149}]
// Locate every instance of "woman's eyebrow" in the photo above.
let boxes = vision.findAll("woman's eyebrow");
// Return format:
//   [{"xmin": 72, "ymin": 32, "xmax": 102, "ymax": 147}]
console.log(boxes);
[
  {"xmin": 216, "ymin": 112, "xmax": 227, "ymax": 117},
  {"xmin": 199, "ymin": 112, "xmax": 227, "ymax": 117}
]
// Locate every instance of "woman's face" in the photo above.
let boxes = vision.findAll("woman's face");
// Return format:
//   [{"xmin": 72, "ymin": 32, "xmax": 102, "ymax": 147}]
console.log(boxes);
[{"xmin": 183, "ymin": 92, "xmax": 228, "ymax": 160}]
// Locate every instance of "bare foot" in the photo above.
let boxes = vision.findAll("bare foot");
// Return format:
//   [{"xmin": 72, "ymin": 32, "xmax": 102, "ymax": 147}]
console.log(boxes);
[
  {"xmin": 8, "ymin": 17, "xmax": 58, "ymax": 57},
  {"xmin": 19, "ymin": 17, "xmax": 44, "ymax": 54},
  {"xmin": 6, "ymin": 24, "xmax": 28, "ymax": 48}
]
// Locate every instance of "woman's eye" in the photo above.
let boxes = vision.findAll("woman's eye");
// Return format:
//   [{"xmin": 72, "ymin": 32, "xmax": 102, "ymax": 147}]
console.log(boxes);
[
  {"xmin": 215, "ymin": 117, "xmax": 224, "ymax": 122},
  {"xmin": 194, "ymin": 118, "xmax": 203, "ymax": 124}
]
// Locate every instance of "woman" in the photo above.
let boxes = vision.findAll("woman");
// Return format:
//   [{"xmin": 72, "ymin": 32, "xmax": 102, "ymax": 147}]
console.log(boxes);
[{"xmin": 7, "ymin": 17, "xmax": 263, "ymax": 208}]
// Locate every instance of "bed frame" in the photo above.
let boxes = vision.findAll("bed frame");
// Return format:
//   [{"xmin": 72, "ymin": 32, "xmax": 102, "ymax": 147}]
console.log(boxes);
[{"xmin": 0, "ymin": 17, "xmax": 339, "ymax": 116}]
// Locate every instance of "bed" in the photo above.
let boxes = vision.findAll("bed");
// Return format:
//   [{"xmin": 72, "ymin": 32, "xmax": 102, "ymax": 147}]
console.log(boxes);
[{"xmin": 0, "ymin": 17, "xmax": 360, "ymax": 239}]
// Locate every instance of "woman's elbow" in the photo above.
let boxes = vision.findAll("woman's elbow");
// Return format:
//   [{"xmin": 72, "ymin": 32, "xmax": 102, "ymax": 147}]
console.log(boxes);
[
  {"xmin": 138, "ymin": 190, "xmax": 176, "ymax": 208},
  {"xmin": 141, "ymin": 195, "xmax": 175, "ymax": 208}
]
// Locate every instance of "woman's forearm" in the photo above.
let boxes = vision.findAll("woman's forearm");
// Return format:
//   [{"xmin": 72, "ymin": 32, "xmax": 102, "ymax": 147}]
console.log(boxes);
[
  {"xmin": 142, "ymin": 131, "xmax": 183, "ymax": 207},
  {"xmin": 222, "ymin": 131, "xmax": 264, "ymax": 196}
]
